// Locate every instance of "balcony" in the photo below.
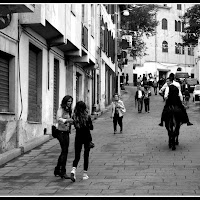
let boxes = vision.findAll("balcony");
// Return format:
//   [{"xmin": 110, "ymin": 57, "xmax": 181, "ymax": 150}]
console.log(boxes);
[
  {"xmin": 19, "ymin": 4, "xmax": 64, "ymax": 47},
  {"xmin": 0, "ymin": 4, "xmax": 35, "ymax": 14}
]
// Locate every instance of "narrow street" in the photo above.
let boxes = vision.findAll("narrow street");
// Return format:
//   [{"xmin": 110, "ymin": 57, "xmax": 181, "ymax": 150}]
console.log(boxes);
[{"xmin": 0, "ymin": 85, "xmax": 200, "ymax": 196}]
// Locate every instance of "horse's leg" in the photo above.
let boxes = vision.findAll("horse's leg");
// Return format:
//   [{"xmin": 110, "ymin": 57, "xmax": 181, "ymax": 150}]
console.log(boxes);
[
  {"xmin": 168, "ymin": 131, "xmax": 172, "ymax": 148},
  {"xmin": 175, "ymin": 125, "xmax": 180, "ymax": 145},
  {"xmin": 172, "ymin": 134, "xmax": 176, "ymax": 150},
  {"xmin": 171, "ymin": 115, "xmax": 176, "ymax": 150}
]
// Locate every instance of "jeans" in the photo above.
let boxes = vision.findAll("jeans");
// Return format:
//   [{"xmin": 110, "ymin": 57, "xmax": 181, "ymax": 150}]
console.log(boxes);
[
  {"xmin": 153, "ymin": 87, "xmax": 157, "ymax": 95},
  {"xmin": 73, "ymin": 132, "xmax": 90, "ymax": 171},
  {"xmin": 113, "ymin": 113, "xmax": 123, "ymax": 131},
  {"xmin": 137, "ymin": 98, "xmax": 143, "ymax": 112},
  {"xmin": 56, "ymin": 130, "xmax": 70, "ymax": 173},
  {"xmin": 144, "ymin": 98, "xmax": 150, "ymax": 112}
]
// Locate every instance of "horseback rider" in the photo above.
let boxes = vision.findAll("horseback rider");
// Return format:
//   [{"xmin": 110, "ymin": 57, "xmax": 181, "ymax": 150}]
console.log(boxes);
[{"xmin": 158, "ymin": 73, "xmax": 193, "ymax": 127}]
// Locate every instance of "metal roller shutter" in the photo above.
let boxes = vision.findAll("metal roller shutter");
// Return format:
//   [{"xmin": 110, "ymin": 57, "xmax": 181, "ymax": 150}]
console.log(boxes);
[
  {"xmin": 0, "ymin": 57, "xmax": 9, "ymax": 112},
  {"xmin": 28, "ymin": 49, "xmax": 37, "ymax": 121},
  {"xmin": 53, "ymin": 59, "xmax": 59, "ymax": 122}
]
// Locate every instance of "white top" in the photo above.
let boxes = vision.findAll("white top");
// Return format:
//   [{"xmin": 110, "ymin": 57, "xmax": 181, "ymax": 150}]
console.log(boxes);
[
  {"xmin": 138, "ymin": 90, "xmax": 142, "ymax": 98},
  {"xmin": 164, "ymin": 80, "xmax": 183, "ymax": 101}
]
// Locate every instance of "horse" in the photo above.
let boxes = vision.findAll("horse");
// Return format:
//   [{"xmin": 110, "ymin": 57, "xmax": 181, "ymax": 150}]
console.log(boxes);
[{"xmin": 164, "ymin": 105, "xmax": 181, "ymax": 150}]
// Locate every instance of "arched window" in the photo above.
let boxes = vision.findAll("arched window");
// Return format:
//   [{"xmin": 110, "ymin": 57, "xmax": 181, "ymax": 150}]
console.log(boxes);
[
  {"xmin": 162, "ymin": 41, "xmax": 168, "ymax": 52},
  {"xmin": 162, "ymin": 18, "xmax": 167, "ymax": 30}
]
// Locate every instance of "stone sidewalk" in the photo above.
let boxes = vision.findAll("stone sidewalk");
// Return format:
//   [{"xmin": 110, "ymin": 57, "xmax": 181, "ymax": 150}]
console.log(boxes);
[{"xmin": 0, "ymin": 85, "xmax": 200, "ymax": 196}]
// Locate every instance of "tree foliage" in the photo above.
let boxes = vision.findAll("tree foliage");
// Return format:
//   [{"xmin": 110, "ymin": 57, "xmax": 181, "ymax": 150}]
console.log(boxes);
[
  {"xmin": 182, "ymin": 4, "xmax": 200, "ymax": 47},
  {"xmin": 121, "ymin": 4, "xmax": 158, "ymax": 58}
]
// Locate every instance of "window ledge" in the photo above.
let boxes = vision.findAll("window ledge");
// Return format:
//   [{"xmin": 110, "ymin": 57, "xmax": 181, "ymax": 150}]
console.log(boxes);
[
  {"xmin": 28, "ymin": 121, "xmax": 42, "ymax": 124},
  {"xmin": 0, "ymin": 112, "xmax": 15, "ymax": 115}
]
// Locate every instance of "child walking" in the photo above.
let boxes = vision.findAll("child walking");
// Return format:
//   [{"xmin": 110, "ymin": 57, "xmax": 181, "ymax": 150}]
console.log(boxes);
[
  {"xmin": 111, "ymin": 93, "xmax": 126, "ymax": 134},
  {"xmin": 70, "ymin": 101, "xmax": 94, "ymax": 182},
  {"xmin": 143, "ymin": 86, "xmax": 151, "ymax": 113}
]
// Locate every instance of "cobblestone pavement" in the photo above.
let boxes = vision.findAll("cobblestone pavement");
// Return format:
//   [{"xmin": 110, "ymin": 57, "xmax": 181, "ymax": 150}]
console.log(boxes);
[{"xmin": 0, "ymin": 85, "xmax": 200, "ymax": 197}]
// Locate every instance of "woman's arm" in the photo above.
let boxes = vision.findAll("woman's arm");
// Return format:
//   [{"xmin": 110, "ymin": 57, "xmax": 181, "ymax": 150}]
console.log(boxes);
[{"xmin": 57, "ymin": 108, "xmax": 73, "ymax": 124}]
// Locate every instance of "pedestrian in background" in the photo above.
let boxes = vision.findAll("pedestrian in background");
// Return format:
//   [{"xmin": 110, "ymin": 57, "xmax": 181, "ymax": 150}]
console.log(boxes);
[
  {"xmin": 54, "ymin": 95, "xmax": 74, "ymax": 179},
  {"xmin": 143, "ymin": 86, "xmax": 151, "ymax": 113},
  {"xmin": 135, "ymin": 85, "xmax": 145, "ymax": 113},
  {"xmin": 70, "ymin": 101, "xmax": 94, "ymax": 182},
  {"xmin": 111, "ymin": 93, "xmax": 126, "ymax": 134},
  {"xmin": 152, "ymin": 78, "xmax": 158, "ymax": 95},
  {"xmin": 184, "ymin": 88, "xmax": 190, "ymax": 108}
]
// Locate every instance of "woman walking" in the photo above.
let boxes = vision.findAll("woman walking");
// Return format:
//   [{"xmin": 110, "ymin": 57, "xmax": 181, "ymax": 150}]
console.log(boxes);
[
  {"xmin": 70, "ymin": 101, "xmax": 94, "ymax": 182},
  {"xmin": 135, "ymin": 85, "xmax": 145, "ymax": 113},
  {"xmin": 111, "ymin": 93, "xmax": 126, "ymax": 134},
  {"xmin": 143, "ymin": 86, "xmax": 151, "ymax": 113},
  {"xmin": 54, "ymin": 95, "xmax": 74, "ymax": 179}
]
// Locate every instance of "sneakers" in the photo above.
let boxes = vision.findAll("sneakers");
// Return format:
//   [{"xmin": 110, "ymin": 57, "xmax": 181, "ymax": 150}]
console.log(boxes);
[
  {"xmin": 70, "ymin": 167, "xmax": 76, "ymax": 182},
  {"xmin": 83, "ymin": 172, "xmax": 89, "ymax": 180},
  {"xmin": 114, "ymin": 130, "xmax": 117, "ymax": 134}
]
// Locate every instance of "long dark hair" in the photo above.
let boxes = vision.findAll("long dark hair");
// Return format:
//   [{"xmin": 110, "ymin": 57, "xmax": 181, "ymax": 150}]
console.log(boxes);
[
  {"xmin": 73, "ymin": 101, "xmax": 88, "ymax": 129},
  {"xmin": 61, "ymin": 95, "xmax": 73, "ymax": 117}
]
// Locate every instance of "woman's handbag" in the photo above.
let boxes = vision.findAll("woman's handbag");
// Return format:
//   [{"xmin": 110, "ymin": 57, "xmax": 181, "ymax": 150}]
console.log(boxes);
[{"xmin": 52, "ymin": 125, "xmax": 59, "ymax": 138}]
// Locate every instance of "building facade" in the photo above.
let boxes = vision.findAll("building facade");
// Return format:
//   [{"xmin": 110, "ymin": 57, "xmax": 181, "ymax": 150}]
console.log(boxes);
[
  {"xmin": 123, "ymin": 3, "xmax": 196, "ymax": 85},
  {"xmin": 0, "ymin": 4, "xmax": 123, "ymax": 159}
]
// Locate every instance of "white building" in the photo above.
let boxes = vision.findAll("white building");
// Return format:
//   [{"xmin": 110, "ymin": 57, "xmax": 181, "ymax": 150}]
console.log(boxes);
[{"xmin": 123, "ymin": 3, "xmax": 196, "ymax": 85}]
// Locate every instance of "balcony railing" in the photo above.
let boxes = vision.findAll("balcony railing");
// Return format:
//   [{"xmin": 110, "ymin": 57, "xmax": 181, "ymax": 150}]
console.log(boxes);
[{"xmin": 82, "ymin": 23, "xmax": 88, "ymax": 50}]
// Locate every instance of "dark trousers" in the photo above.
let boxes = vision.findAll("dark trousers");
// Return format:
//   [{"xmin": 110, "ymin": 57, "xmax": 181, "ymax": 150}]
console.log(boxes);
[
  {"xmin": 113, "ymin": 113, "xmax": 123, "ymax": 131},
  {"xmin": 144, "ymin": 98, "xmax": 150, "ymax": 112},
  {"xmin": 56, "ymin": 131, "xmax": 70, "ymax": 173},
  {"xmin": 153, "ymin": 87, "xmax": 157, "ymax": 95},
  {"xmin": 137, "ymin": 98, "xmax": 143, "ymax": 112},
  {"xmin": 72, "ymin": 134, "xmax": 90, "ymax": 171}
]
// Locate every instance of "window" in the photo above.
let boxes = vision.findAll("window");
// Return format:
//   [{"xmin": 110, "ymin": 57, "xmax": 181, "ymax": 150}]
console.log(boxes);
[
  {"xmin": 162, "ymin": 41, "xmax": 168, "ymax": 52},
  {"xmin": 177, "ymin": 4, "xmax": 182, "ymax": 10},
  {"xmin": 0, "ymin": 51, "xmax": 15, "ymax": 113},
  {"xmin": 91, "ymin": 4, "xmax": 94, "ymax": 37},
  {"xmin": 175, "ymin": 43, "xmax": 179, "ymax": 54},
  {"xmin": 178, "ymin": 21, "xmax": 181, "ymax": 32},
  {"xmin": 162, "ymin": 18, "xmax": 167, "ymax": 30},
  {"xmin": 175, "ymin": 20, "xmax": 177, "ymax": 31},
  {"xmin": 175, "ymin": 20, "xmax": 181, "ymax": 32},
  {"xmin": 53, "ymin": 59, "xmax": 59, "ymax": 123},
  {"xmin": 182, "ymin": 22, "xmax": 185, "ymax": 32},
  {"xmin": 71, "ymin": 4, "xmax": 76, "ymax": 15},
  {"xmin": 188, "ymin": 46, "xmax": 194, "ymax": 56},
  {"xmin": 28, "ymin": 43, "xmax": 42, "ymax": 122},
  {"xmin": 182, "ymin": 45, "xmax": 185, "ymax": 54}
]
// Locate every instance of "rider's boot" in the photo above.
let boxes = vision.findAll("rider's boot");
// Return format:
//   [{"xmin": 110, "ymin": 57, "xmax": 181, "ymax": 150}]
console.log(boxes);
[{"xmin": 187, "ymin": 121, "xmax": 193, "ymax": 126}]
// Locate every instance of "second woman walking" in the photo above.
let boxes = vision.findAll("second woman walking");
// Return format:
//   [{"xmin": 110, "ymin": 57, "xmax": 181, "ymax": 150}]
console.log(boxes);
[{"xmin": 70, "ymin": 101, "xmax": 94, "ymax": 182}]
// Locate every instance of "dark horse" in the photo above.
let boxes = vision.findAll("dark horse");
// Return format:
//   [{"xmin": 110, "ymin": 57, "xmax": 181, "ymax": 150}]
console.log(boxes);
[
  {"xmin": 164, "ymin": 105, "xmax": 182, "ymax": 150},
  {"xmin": 163, "ymin": 85, "xmax": 184, "ymax": 150}
]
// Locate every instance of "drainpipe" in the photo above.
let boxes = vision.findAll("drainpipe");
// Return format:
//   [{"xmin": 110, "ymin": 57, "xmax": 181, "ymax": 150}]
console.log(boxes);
[{"xmin": 16, "ymin": 18, "xmax": 23, "ymax": 149}]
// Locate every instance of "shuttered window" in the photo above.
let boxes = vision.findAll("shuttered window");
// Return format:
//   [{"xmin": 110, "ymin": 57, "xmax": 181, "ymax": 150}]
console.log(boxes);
[
  {"xmin": 0, "ymin": 57, "xmax": 9, "ymax": 112},
  {"xmin": 28, "ymin": 44, "xmax": 42, "ymax": 122},
  {"xmin": 53, "ymin": 59, "xmax": 59, "ymax": 122},
  {"xmin": 76, "ymin": 72, "xmax": 81, "ymax": 102}
]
